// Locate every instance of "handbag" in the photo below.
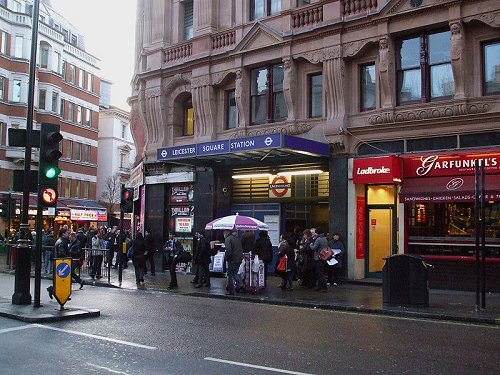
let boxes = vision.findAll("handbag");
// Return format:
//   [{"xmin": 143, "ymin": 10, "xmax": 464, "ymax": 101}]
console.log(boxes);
[
  {"xmin": 276, "ymin": 255, "xmax": 287, "ymax": 273},
  {"xmin": 127, "ymin": 245, "xmax": 135, "ymax": 258},
  {"xmin": 319, "ymin": 247, "xmax": 334, "ymax": 261}
]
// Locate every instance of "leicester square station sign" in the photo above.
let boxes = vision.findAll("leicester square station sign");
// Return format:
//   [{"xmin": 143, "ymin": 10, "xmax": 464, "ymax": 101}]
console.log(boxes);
[
  {"xmin": 402, "ymin": 149, "xmax": 500, "ymax": 178},
  {"xmin": 156, "ymin": 134, "xmax": 330, "ymax": 161}
]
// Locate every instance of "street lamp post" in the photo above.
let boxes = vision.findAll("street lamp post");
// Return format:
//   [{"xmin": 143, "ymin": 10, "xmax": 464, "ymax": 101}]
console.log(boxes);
[{"xmin": 12, "ymin": 0, "xmax": 40, "ymax": 305}]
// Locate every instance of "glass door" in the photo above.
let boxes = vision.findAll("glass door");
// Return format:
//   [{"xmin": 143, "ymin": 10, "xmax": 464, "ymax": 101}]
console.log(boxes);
[{"xmin": 366, "ymin": 207, "xmax": 393, "ymax": 277}]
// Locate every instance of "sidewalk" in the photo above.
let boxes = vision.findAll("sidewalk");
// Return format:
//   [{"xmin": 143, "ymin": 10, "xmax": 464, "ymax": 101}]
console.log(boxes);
[{"xmin": 0, "ymin": 259, "xmax": 499, "ymax": 325}]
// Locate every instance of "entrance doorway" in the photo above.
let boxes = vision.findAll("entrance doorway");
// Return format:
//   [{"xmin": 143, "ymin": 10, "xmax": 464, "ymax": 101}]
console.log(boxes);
[{"xmin": 366, "ymin": 206, "xmax": 394, "ymax": 278}]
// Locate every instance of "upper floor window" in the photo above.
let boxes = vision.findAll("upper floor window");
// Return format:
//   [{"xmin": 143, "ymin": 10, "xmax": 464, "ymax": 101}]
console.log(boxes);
[
  {"xmin": 226, "ymin": 89, "xmax": 237, "ymax": 129},
  {"xmin": 74, "ymin": 180, "xmax": 80, "ymax": 197},
  {"xmin": 71, "ymin": 35, "xmax": 77, "ymax": 46},
  {"xmin": 13, "ymin": 1, "xmax": 21, "ymax": 12},
  {"xmin": 121, "ymin": 122, "xmax": 127, "ymax": 138},
  {"xmin": 40, "ymin": 45, "xmax": 49, "ymax": 68},
  {"xmin": 183, "ymin": 0, "xmax": 193, "ymax": 40},
  {"xmin": 53, "ymin": 51, "xmax": 61, "ymax": 74},
  {"xmin": 360, "ymin": 64, "xmax": 376, "ymax": 111},
  {"xmin": 68, "ymin": 102, "xmax": 74, "ymax": 122},
  {"xmin": 38, "ymin": 89, "xmax": 46, "ymax": 109},
  {"xmin": 51, "ymin": 92, "xmax": 58, "ymax": 113},
  {"xmin": 64, "ymin": 178, "xmax": 71, "ymax": 197},
  {"xmin": 250, "ymin": 64, "xmax": 286, "ymax": 124},
  {"xmin": 66, "ymin": 140, "xmax": 73, "ymax": 158},
  {"xmin": 60, "ymin": 99, "xmax": 66, "ymax": 118},
  {"xmin": 183, "ymin": 97, "xmax": 194, "ymax": 136},
  {"xmin": 83, "ymin": 144, "xmax": 91, "ymax": 162},
  {"xmin": 309, "ymin": 73, "xmax": 323, "ymax": 118},
  {"xmin": 0, "ymin": 76, "xmax": 5, "ymax": 100},
  {"xmin": 120, "ymin": 152, "xmax": 128, "ymax": 169},
  {"xmin": 251, "ymin": 0, "xmax": 281, "ymax": 20},
  {"xmin": 85, "ymin": 109, "xmax": 92, "ymax": 126},
  {"xmin": 78, "ymin": 69, "xmax": 84, "ymax": 88},
  {"xmin": 75, "ymin": 142, "xmax": 82, "ymax": 161},
  {"xmin": 298, "ymin": 0, "xmax": 310, "ymax": 6},
  {"xmin": 483, "ymin": 40, "xmax": 500, "ymax": 95},
  {"xmin": 69, "ymin": 65, "xmax": 75, "ymax": 83},
  {"xmin": 77, "ymin": 105, "xmax": 82, "ymax": 124},
  {"xmin": 83, "ymin": 181, "xmax": 89, "ymax": 199},
  {"xmin": 1, "ymin": 31, "xmax": 7, "ymax": 54},
  {"xmin": 397, "ymin": 30, "xmax": 454, "ymax": 105},
  {"xmin": 12, "ymin": 79, "xmax": 21, "ymax": 102},
  {"xmin": 62, "ymin": 29, "xmax": 69, "ymax": 43},
  {"xmin": 87, "ymin": 73, "xmax": 92, "ymax": 92},
  {"xmin": 14, "ymin": 35, "xmax": 23, "ymax": 58}
]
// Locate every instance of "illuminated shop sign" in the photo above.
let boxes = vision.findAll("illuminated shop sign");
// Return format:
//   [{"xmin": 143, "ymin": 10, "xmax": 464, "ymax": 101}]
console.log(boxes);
[
  {"xmin": 70, "ymin": 209, "xmax": 107, "ymax": 222},
  {"xmin": 353, "ymin": 155, "xmax": 402, "ymax": 184},
  {"xmin": 403, "ymin": 150, "xmax": 500, "ymax": 178},
  {"xmin": 157, "ymin": 134, "xmax": 329, "ymax": 161}
]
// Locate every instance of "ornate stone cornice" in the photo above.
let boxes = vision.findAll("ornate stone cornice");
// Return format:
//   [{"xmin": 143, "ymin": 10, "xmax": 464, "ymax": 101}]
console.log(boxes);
[
  {"xmin": 464, "ymin": 10, "xmax": 500, "ymax": 28},
  {"xmin": 368, "ymin": 102, "xmax": 491, "ymax": 125},
  {"xmin": 162, "ymin": 74, "xmax": 191, "ymax": 95},
  {"xmin": 191, "ymin": 76, "xmax": 211, "ymax": 88},
  {"xmin": 229, "ymin": 122, "xmax": 314, "ymax": 138}
]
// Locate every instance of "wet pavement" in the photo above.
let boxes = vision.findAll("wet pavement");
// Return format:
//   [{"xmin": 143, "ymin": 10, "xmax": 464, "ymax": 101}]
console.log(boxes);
[{"xmin": 0, "ymin": 257, "xmax": 498, "ymax": 325}]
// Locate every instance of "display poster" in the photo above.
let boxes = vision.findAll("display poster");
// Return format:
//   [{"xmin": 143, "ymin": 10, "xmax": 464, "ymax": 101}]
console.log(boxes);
[
  {"xmin": 175, "ymin": 217, "xmax": 193, "ymax": 233},
  {"xmin": 264, "ymin": 215, "xmax": 280, "ymax": 246},
  {"xmin": 170, "ymin": 184, "xmax": 194, "ymax": 203},
  {"xmin": 356, "ymin": 196, "xmax": 366, "ymax": 259}
]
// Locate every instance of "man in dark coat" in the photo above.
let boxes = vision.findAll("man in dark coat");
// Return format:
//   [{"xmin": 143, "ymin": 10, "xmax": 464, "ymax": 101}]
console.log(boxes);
[
  {"xmin": 144, "ymin": 228, "xmax": 156, "ymax": 276},
  {"xmin": 253, "ymin": 230, "xmax": 273, "ymax": 283},
  {"xmin": 223, "ymin": 230, "xmax": 244, "ymax": 295},
  {"xmin": 194, "ymin": 231, "xmax": 211, "ymax": 288}
]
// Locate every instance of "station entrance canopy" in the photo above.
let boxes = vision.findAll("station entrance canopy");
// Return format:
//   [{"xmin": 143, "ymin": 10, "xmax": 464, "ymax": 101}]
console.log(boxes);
[{"xmin": 156, "ymin": 134, "xmax": 330, "ymax": 168}]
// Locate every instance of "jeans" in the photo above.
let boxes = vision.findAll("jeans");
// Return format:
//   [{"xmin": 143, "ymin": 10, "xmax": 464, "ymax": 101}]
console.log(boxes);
[
  {"xmin": 226, "ymin": 262, "xmax": 244, "ymax": 294},
  {"xmin": 43, "ymin": 251, "xmax": 52, "ymax": 274},
  {"xmin": 314, "ymin": 260, "xmax": 327, "ymax": 290},
  {"xmin": 90, "ymin": 255, "xmax": 103, "ymax": 278}
]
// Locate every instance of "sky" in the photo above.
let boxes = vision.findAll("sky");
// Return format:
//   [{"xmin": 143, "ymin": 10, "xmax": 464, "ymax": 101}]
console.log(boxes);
[{"xmin": 50, "ymin": 0, "xmax": 137, "ymax": 111}]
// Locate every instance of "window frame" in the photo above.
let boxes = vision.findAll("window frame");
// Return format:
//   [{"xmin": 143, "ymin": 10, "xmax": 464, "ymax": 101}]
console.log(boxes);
[
  {"xmin": 183, "ymin": 0, "xmax": 194, "ymax": 41},
  {"xmin": 396, "ymin": 29, "xmax": 453, "ymax": 105},
  {"xmin": 66, "ymin": 139, "xmax": 73, "ymax": 159},
  {"xmin": 482, "ymin": 39, "xmax": 500, "ymax": 96},
  {"xmin": 0, "ymin": 76, "xmax": 5, "ymax": 101},
  {"xmin": 83, "ymin": 144, "xmax": 91, "ymax": 162},
  {"xmin": 12, "ymin": 79, "xmax": 21, "ymax": 102},
  {"xmin": 360, "ymin": 63, "xmax": 376, "ymax": 112},
  {"xmin": 1, "ymin": 31, "xmax": 7, "ymax": 55},
  {"xmin": 51, "ymin": 92, "xmax": 58, "ymax": 113},
  {"xmin": 85, "ymin": 108, "xmax": 91, "ymax": 126},
  {"xmin": 308, "ymin": 72, "xmax": 323, "ymax": 118},
  {"xmin": 38, "ymin": 88, "xmax": 46, "ymax": 110},
  {"xmin": 68, "ymin": 102, "xmax": 74, "ymax": 122},
  {"xmin": 226, "ymin": 89, "xmax": 237, "ymax": 129},
  {"xmin": 183, "ymin": 97, "xmax": 194, "ymax": 136},
  {"xmin": 40, "ymin": 45, "xmax": 49, "ymax": 69},
  {"xmin": 14, "ymin": 35, "xmax": 23, "ymax": 58},
  {"xmin": 250, "ymin": 63, "xmax": 286, "ymax": 125},
  {"xmin": 75, "ymin": 142, "xmax": 82, "ymax": 161},
  {"xmin": 251, "ymin": 0, "xmax": 281, "ymax": 20}
]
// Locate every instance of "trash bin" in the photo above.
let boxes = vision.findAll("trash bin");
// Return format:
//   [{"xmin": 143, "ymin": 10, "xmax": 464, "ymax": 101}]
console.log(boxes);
[{"xmin": 382, "ymin": 254, "xmax": 430, "ymax": 307}]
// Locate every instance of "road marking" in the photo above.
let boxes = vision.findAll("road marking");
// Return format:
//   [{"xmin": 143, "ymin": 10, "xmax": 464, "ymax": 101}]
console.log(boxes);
[
  {"xmin": 204, "ymin": 357, "xmax": 316, "ymax": 375},
  {"xmin": 31, "ymin": 324, "xmax": 157, "ymax": 350},
  {"xmin": 86, "ymin": 363, "xmax": 129, "ymax": 374},
  {"xmin": 0, "ymin": 325, "xmax": 35, "ymax": 334}
]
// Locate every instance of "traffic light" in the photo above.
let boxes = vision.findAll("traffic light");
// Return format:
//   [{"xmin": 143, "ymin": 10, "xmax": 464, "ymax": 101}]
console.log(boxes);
[
  {"xmin": 39, "ymin": 123, "xmax": 63, "ymax": 206},
  {"xmin": 120, "ymin": 187, "xmax": 134, "ymax": 213}
]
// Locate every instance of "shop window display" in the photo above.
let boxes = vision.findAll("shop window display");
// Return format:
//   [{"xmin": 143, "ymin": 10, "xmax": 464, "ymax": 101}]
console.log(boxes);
[{"xmin": 407, "ymin": 202, "xmax": 500, "ymax": 257}]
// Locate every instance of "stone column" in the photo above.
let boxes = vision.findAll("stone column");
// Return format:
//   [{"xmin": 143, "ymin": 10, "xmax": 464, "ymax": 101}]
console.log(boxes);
[
  {"xmin": 378, "ymin": 37, "xmax": 393, "ymax": 108},
  {"xmin": 283, "ymin": 57, "xmax": 296, "ymax": 120},
  {"xmin": 191, "ymin": 76, "xmax": 215, "ymax": 139},
  {"xmin": 235, "ymin": 69, "xmax": 248, "ymax": 128},
  {"xmin": 323, "ymin": 47, "xmax": 346, "ymax": 131},
  {"xmin": 450, "ymin": 21, "xmax": 465, "ymax": 99}
]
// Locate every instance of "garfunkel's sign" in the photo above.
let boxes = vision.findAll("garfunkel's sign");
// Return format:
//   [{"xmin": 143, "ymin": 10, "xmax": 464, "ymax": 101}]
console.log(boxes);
[
  {"xmin": 353, "ymin": 155, "xmax": 402, "ymax": 184},
  {"xmin": 403, "ymin": 150, "xmax": 500, "ymax": 178}
]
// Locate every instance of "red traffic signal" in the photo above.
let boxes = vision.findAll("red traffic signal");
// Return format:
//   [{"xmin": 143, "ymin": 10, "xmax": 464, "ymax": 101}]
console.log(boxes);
[{"xmin": 120, "ymin": 187, "xmax": 134, "ymax": 213}]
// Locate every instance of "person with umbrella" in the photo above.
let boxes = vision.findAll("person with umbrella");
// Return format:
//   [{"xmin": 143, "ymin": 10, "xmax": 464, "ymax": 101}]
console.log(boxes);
[{"xmin": 223, "ymin": 229, "xmax": 245, "ymax": 295}]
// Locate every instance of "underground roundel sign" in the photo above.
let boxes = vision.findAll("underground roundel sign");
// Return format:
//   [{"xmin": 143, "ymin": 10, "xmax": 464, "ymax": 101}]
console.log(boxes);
[{"xmin": 269, "ymin": 175, "xmax": 291, "ymax": 198}]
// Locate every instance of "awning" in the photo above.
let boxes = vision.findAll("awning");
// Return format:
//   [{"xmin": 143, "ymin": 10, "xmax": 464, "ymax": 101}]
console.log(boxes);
[
  {"xmin": 400, "ymin": 174, "xmax": 500, "ymax": 203},
  {"xmin": 156, "ymin": 134, "xmax": 330, "ymax": 168},
  {"xmin": 59, "ymin": 198, "xmax": 106, "ymax": 210}
]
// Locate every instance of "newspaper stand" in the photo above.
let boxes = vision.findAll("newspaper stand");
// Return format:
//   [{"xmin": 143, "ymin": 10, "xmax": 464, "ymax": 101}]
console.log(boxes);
[{"xmin": 243, "ymin": 252, "xmax": 265, "ymax": 293}]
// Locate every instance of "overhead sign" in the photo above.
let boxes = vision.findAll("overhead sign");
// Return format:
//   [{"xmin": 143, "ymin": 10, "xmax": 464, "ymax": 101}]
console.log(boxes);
[
  {"xmin": 157, "ymin": 134, "xmax": 329, "ymax": 161},
  {"xmin": 70, "ymin": 209, "xmax": 107, "ymax": 222},
  {"xmin": 402, "ymin": 150, "xmax": 500, "ymax": 178},
  {"xmin": 54, "ymin": 258, "xmax": 72, "ymax": 307},
  {"xmin": 353, "ymin": 155, "xmax": 402, "ymax": 184}
]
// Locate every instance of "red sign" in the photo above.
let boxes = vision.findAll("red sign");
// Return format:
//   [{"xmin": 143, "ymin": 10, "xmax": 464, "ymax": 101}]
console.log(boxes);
[
  {"xmin": 353, "ymin": 155, "xmax": 402, "ymax": 184},
  {"xmin": 269, "ymin": 175, "xmax": 291, "ymax": 198},
  {"xmin": 356, "ymin": 197, "xmax": 365, "ymax": 259},
  {"xmin": 371, "ymin": 219, "xmax": 376, "ymax": 226},
  {"xmin": 40, "ymin": 187, "xmax": 58, "ymax": 205},
  {"xmin": 402, "ymin": 150, "xmax": 500, "ymax": 178}
]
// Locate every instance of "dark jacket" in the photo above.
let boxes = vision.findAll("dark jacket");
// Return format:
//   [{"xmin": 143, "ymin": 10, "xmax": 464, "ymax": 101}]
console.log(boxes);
[
  {"xmin": 131, "ymin": 235, "xmax": 146, "ymax": 258},
  {"xmin": 55, "ymin": 237, "xmax": 69, "ymax": 258},
  {"xmin": 144, "ymin": 233, "xmax": 155, "ymax": 255},
  {"xmin": 68, "ymin": 239, "xmax": 82, "ymax": 260},
  {"xmin": 196, "ymin": 236, "xmax": 211, "ymax": 264},
  {"xmin": 241, "ymin": 231, "xmax": 255, "ymax": 253},
  {"xmin": 254, "ymin": 235, "xmax": 273, "ymax": 262},
  {"xmin": 224, "ymin": 233, "xmax": 243, "ymax": 264}
]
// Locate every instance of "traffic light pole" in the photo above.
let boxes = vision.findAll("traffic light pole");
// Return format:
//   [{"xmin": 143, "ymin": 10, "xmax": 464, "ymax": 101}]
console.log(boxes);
[
  {"xmin": 13, "ymin": 0, "xmax": 40, "ymax": 305},
  {"xmin": 118, "ymin": 184, "xmax": 125, "ymax": 285}
]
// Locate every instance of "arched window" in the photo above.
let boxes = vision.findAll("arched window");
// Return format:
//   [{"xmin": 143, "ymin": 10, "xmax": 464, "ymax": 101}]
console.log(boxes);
[{"xmin": 183, "ymin": 97, "xmax": 194, "ymax": 136}]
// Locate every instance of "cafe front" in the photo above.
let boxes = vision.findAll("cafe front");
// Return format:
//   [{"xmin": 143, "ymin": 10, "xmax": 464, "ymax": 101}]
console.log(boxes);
[{"xmin": 352, "ymin": 150, "xmax": 500, "ymax": 291}]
